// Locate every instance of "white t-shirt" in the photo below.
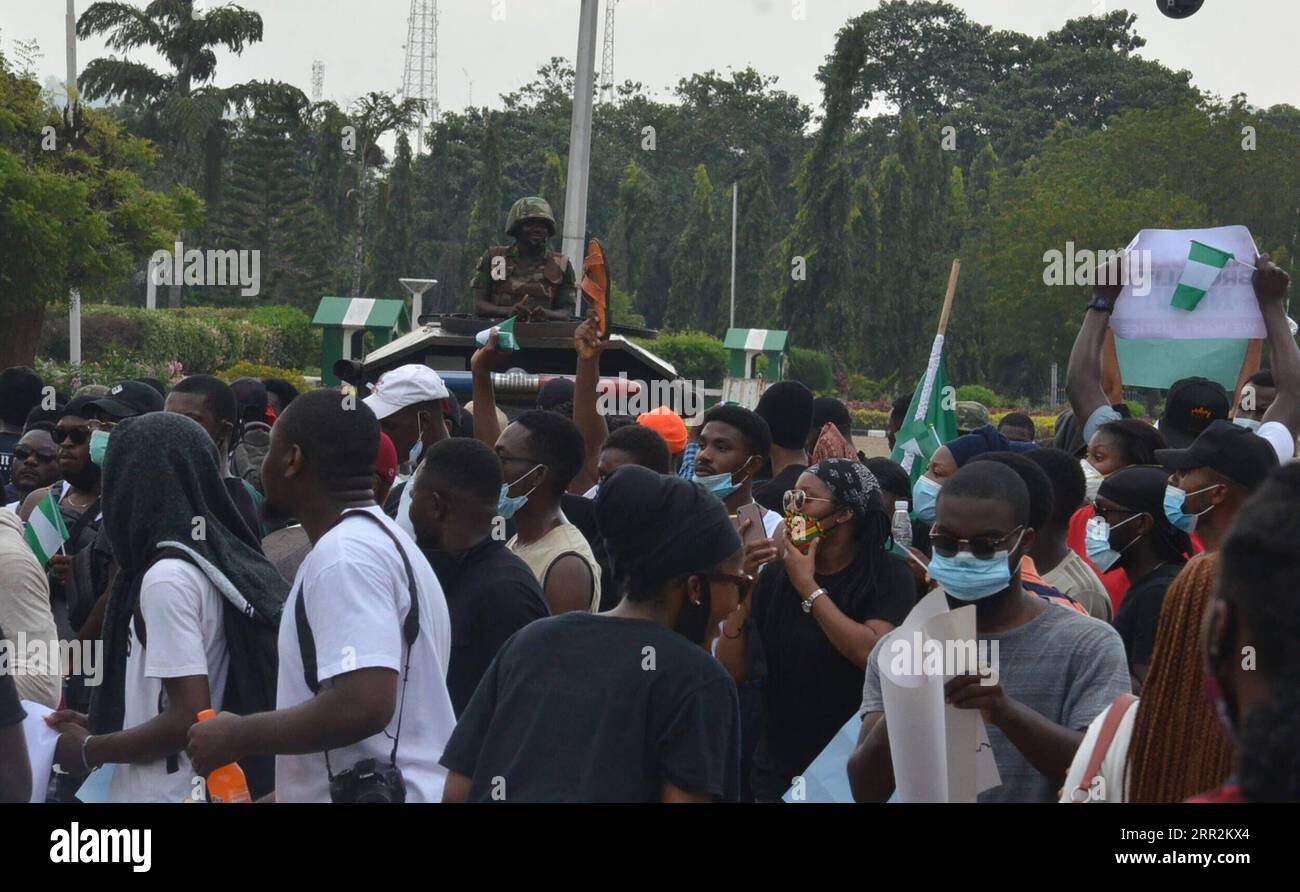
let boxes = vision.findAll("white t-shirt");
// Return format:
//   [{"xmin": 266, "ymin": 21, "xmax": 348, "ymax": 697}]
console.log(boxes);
[
  {"xmin": 109, "ymin": 559, "xmax": 229, "ymax": 804},
  {"xmin": 395, "ymin": 473, "xmax": 416, "ymax": 538},
  {"xmin": 274, "ymin": 506, "xmax": 455, "ymax": 803},
  {"xmin": 1058, "ymin": 698, "xmax": 1140, "ymax": 804}
]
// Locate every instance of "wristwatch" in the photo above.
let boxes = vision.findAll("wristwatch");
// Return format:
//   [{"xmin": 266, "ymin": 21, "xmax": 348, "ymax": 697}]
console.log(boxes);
[
  {"xmin": 1088, "ymin": 292, "xmax": 1117, "ymax": 313},
  {"xmin": 801, "ymin": 588, "xmax": 827, "ymax": 614}
]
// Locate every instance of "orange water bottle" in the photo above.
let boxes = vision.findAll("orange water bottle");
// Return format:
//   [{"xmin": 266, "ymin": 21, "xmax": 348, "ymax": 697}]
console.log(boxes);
[{"xmin": 196, "ymin": 709, "xmax": 252, "ymax": 803}]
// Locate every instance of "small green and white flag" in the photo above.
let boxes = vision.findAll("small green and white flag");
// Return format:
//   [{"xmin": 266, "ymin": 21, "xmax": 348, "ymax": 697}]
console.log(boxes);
[
  {"xmin": 1170, "ymin": 240, "xmax": 1234, "ymax": 312},
  {"xmin": 24, "ymin": 490, "xmax": 70, "ymax": 568},
  {"xmin": 475, "ymin": 316, "xmax": 517, "ymax": 351},
  {"xmin": 890, "ymin": 334, "xmax": 958, "ymax": 487}
]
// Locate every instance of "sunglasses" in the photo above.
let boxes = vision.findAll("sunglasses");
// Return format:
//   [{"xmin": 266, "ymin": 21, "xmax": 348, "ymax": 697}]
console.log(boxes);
[
  {"xmin": 783, "ymin": 489, "xmax": 835, "ymax": 513},
  {"xmin": 52, "ymin": 427, "xmax": 91, "ymax": 446},
  {"xmin": 704, "ymin": 571, "xmax": 756, "ymax": 603},
  {"xmin": 929, "ymin": 525, "xmax": 1025, "ymax": 560},
  {"xmin": 14, "ymin": 445, "xmax": 57, "ymax": 463}
]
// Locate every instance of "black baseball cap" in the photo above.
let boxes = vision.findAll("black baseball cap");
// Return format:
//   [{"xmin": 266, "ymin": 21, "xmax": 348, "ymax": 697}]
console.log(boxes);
[
  {"xmin": 1159, "ymin": 377, "xmax": 1229, "ymax": 449},
  {"xmin": 1156, "ymin": 419, "xmax": 1278, "ymax": 492},
  {"xmin": 85, "ymin": 380, "xmax": 164, "ymax": 419}
]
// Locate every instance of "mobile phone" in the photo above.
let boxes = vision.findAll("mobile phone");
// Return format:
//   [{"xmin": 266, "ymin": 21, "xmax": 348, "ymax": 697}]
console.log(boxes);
[{"xmin": 736, "ymin": 503, "xmax": 768, "ymax": 546}]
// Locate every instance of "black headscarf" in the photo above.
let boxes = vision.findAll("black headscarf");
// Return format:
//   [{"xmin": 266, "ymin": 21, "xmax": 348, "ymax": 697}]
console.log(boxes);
[
  {"xmin": 88, "ymin": 413, "xmax": 289, "ymax": 734},
  {"xmin": 595, "ymin": 463, "xmax": 740, "ymax": 594}
]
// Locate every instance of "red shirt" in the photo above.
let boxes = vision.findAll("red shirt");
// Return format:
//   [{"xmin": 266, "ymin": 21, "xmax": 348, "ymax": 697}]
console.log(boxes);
[{"xmin": 1186, "ymin": 783, "xmax": 1245, "ymax": 803}]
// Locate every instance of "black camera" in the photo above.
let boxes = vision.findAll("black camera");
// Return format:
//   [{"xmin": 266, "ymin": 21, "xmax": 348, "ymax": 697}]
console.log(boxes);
[
  {"xmin": 328, "ymin": 758, "xmax": 408, "ymax": 804},
  {"xmin": 1157, "ymin": 0, "xmax": 1205, "ymax": 19}
]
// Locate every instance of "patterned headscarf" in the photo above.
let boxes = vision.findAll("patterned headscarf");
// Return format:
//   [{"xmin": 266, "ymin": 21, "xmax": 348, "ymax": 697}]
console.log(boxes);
[
  {"xmin": 811, "ymin": 422, "xmax": 858, "ymax": 463},
  {"xmin": 808, "ymin": 459, "xmax": 884, "ymax": 524}
]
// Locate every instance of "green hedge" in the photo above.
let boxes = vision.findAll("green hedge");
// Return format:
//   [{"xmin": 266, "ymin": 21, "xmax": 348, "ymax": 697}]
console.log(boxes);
[
  {"xmin": 851, "ymin": 408, "xmax": 1059, "ymax": 443},
  {"xmin": 635, "ymin": 331, "xmax": 727, "ymax": 386},
  {"xmin": 787, "ymin": 347, "xmax": 833, "ymax": 393},
  {"xmin": 36, "ymin": 355, "xmax": 175, "ymax": 397},
  {"xmin": 38, "ymin": 305, "xmax": 321, "ymax": 374}
]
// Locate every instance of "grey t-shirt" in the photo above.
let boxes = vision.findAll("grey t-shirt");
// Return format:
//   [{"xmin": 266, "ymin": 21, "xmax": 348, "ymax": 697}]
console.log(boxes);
[{"xmin": 860, "ymin": 600, "xmax": 1131, "ymax": 802}]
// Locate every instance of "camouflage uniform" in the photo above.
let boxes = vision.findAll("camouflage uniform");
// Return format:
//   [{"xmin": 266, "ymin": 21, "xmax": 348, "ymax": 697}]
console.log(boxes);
[
  {"xmin": 470, "ymin": 196, "xmax": 576, "ymax": 315},
  {"xmin": 956, "ymin": 401, "xmax": 991, "ymax": 433}
]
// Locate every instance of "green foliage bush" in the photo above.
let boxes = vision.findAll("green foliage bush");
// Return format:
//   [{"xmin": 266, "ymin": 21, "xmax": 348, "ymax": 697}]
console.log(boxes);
[
  {"xmin": 1124, "ymin": 399, "xmax": 1147, "ymax": 419},
  {"xmin": 216, "ymin": 362, "xmax": 315, "ymax": 395},
  {"xmin": 636, "ymin": 331, "xmax": 727, "ymax": 385},
  {"xmin": 851, "ymin": 409, "xmax": 891, "ymax": 431},
  {"xmin": 955, "ymin": 384, "xmax": 1001, "ymax": 407},
  {"xmin": 846, "ymin": 373, "xmax": 883, "ymax": 402},
  {"xmin": 37, "ymin": 305, "xmax": 321, "ymax": 373},
  {"xmin": 36, "ymin": 354, "xmax": 175, "ymax": 397},
  {"xmin": 787, "ymin": 347, "xmax": 833, "ymax": 393}
]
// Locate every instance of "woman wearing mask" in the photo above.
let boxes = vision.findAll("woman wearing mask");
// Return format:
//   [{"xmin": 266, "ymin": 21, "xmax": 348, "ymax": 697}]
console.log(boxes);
[
  {"xmin": 1067, "ymin": 419, "xmax": 1169, "ymax": 614},
  {"xmin": 1084, "ymin": 467, "xmax": 1191, "ymax": 689},
  {"xmin": 717, "ymin": 459, "xmax": 914, "ymax": 802}
]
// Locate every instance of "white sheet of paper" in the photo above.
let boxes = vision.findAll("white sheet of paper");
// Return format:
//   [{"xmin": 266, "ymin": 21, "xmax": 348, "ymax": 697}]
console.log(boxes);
[
  {"xmin": 1111, "ymin": 225, "xmax": 1263, "ymax": 340},
  {"xmin": 20, "ymin": 700, "xmax": 59, "ymax": 803},
  {"xmin": 879, "ymin": 589, "xmax": 1001, "ymax": 802}
]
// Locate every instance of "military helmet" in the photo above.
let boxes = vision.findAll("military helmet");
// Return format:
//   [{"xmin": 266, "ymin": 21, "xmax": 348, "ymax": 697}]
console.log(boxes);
[
  {"xmin": 955, "ymin": 401, "xmax": 991, "ymax": 433},
  {"xmin": 506, "ymin": 196, "xmax": 556, "ymax": 237}
]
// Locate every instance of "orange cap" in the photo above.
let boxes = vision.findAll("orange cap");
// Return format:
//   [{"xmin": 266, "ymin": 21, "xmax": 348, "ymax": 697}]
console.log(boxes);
[
  {"xmin": 197, "ymin": 709, "xmax": 216, "ymax": 722},
  {"xmin": 638, "ymin": 406, "xmax": 687, "ymax": 453}
]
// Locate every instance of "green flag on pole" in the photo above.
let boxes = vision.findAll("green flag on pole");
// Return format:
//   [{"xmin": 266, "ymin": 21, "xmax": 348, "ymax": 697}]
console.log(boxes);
[
  {"xmin": 889, "ymin": 333, "xmax": 958, "ymax": 486},
  {"xmin": 24, "ymin": 490, "xmax": 70, "ymax": 568}
]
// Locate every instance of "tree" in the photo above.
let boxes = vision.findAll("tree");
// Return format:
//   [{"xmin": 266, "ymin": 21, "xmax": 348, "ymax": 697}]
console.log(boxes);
[
  {"xmin": 735, "ymin": 148, "xmax": 779, "ymax": 328},
  {"xmin": 76, "ymin": 0, "xmax": 307, "ymax": 304},
  {"xmin": 668, "ymin": 165, "xmax": 725, "ymax": 334},
  {"xmin": 368, "ymin": 132, "xmax": 414, "ymax": 299},
  {"xmin": 0, "ymin": 52, "xmax": 195, "ymax": 367},
  {"xmin": 538, "ymin": 150, "xmax": 565, "ymax": 233},
  {"xmin": 344, "ymin": 91, "xmax": 425, "ymax": 296},
  {"xmin": 463, "ymin": 115, "xmax": 505, "ymax": 300}
]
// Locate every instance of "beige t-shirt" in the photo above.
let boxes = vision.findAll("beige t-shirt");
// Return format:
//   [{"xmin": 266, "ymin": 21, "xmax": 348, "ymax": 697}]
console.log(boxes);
[
  {"xmin": 0, "ymin": 508, "xmax": 62, "ymax": 707},
  {"xmin": 508, "ymin": 522, "xmax": 601, "ymax": 613},
  {"xmin": 1043, "ymin": 549, "xmax": 1112, "ymax": 622}
]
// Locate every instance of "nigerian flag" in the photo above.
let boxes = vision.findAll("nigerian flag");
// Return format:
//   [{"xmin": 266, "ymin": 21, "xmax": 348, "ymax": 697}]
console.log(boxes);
[
  {"xmin": 890, "ymin": 334, "xmax": 958, "ymax": 486},
  {"xmin": 475, "ymin": 315, "xmax": 517, "ymax": 351},
  {"xmin": 1171, "ymin": 240, "xmax": 1234, "ymax": 312},
  {"xmin": 24, "ymin": 490, "xmax": 70, "ymax": 568}
]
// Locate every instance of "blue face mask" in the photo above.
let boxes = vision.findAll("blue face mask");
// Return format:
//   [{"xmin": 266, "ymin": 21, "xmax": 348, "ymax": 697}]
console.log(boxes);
[
  {"xmin": 695, "ymin": 461, "xmax": 750, "ymax": 502},
  {"xmin": 1163, "ymin": 484, "xmax": 1217, "ymax": 534},
  {"xmin": 1084, "ymin": 514, "xmax": 1141, "ymax": 572},
  {"xmin": 89, "ymin": 430, "xmax": 111, "ymax": 467},
  {"xmin": 497, "ymin": 464, "xmax": 543, "ymax": 521},
  {"xmin": 928, "ymin": 530, "xmax": 1024, "ymax": 602},
  {"xmin": 1232, "ymin": 417, "xmax": 1262, "ymax": 432},
  {"xmin": 408, "ymin": 415, "xmax": 426, "ymax": 466},
  {"xmin": 911, "ymin": 475, "xmax": 941, "ymax": 524}
]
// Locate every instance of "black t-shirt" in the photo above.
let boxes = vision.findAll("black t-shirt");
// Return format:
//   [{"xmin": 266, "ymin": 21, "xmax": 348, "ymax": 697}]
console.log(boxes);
[
  {"xmin": 441, "ymin": 612, "xmax": 742, "ymax": 801},
  {"xmin": 753, "ymin": 464, "xmax": 808, "ymax": 513},
  {"xmin": 0, "ymin": 430, "xmax": 18, "ymax": 489},
  {"xmin": 424, "ymin": 537, "xmax": 550, "ymax": 716},
  {"xmin": 0, "ymin": 623, "xmax": 26, "ymax": 729},
  {"xmin": 748, "ymin": 547, "xmax": 914, "ymax": 799},
  {"xmin": 1114, "ymin": 562, "xmax": 1186, "ymax": 674},
  {"xmin": 559, "ymin": 492, "xmax": 617, "ymax": 611}
]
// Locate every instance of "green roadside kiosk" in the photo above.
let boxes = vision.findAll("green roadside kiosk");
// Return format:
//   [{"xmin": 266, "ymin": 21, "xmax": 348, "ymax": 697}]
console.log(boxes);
[
  {"xmin": 313, "ymin": 297, "xmax": 410, "ymax": 386},
  {"xmin": 724, "ymin": 328, "xmax": 789, "ymax": 380}
]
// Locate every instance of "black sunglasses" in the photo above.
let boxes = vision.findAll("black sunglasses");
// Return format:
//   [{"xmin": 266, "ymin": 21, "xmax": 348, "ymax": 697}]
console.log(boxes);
[
  {"xmin": 52, "ymin": 427, "xmax": 91, "ymax": 446},
  {"xmin": 14, "ymin": 445, "xmax": 58, "ymax": 463},
  {"xmin": 704, "ymin": 571, "xmax": 756, "ymax": 603},
  {"xmin": 929, "ymin": 525, "xmax": 1025, "ymax": 561}
]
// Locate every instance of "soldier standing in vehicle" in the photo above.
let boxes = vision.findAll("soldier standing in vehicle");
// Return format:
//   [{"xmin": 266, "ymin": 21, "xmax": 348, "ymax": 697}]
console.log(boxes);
[{"xmin": 471, "ymin": 197, "xmax": 577, "ymax": 321}]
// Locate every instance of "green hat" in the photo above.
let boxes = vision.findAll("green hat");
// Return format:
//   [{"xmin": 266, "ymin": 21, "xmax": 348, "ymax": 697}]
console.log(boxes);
[
  {"xmin": 506, "ymin": 196, "xmax": 556, "ymax": 237},
  {"xmin": 956, "ymin": 401, "xmax": 990, "ymax": 433}
]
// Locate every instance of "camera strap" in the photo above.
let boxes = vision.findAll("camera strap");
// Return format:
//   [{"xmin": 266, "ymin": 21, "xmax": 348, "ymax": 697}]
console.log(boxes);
[{"xmin": 295, "ymin": 509, "xmax": 422, "ymax": 778}]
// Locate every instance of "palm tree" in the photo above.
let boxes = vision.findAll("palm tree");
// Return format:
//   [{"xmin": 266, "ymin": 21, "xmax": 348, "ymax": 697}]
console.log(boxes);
[
  {"xmin": 344, "ymin": 92, "xmax": 425, "ymax": 296},
  {"xmin": 77, "ymin": 1, "xmax": 307, "ymax": 304}
]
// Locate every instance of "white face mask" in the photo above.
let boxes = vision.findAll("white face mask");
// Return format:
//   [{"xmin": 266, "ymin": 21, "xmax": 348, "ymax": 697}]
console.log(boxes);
[{"xmin": 1081, "ymin": 459, "xmax": 1104, "ymax": 503}]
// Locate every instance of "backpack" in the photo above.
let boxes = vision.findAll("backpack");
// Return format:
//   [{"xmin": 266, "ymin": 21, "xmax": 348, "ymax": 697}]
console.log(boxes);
[
  {"xmin": 132, "ymin": 547, "xmax": 280, "ymax": 799},
  {"xmin": 231, "ymin": 422, "xmax": 272, "ymax": 494}
]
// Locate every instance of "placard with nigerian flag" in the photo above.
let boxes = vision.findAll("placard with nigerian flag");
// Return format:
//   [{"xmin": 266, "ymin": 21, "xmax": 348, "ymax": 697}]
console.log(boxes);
[{"xmin": 24, "ymin": 491, "xmax": 70, "ymax": 568}]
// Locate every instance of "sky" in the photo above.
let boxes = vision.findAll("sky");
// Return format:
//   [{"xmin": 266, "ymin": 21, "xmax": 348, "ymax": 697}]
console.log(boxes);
[{"xmin": 3, "ymin": 0, "xmax": 1295, "ymax": 120}]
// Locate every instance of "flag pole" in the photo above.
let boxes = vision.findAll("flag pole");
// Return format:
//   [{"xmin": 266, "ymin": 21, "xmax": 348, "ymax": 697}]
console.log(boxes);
[
  {"xmin": 936, "ymin": 258, "xmax": 960, "ymax": 337},
  {"xmin": 911, "ymin": 259, "xmax": 961, "ymax": 425}
]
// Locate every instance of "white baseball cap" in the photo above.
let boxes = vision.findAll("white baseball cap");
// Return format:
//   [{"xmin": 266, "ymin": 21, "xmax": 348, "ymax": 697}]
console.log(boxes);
[{"xmin": 363, "ymin": 365, "xmax": 450, "ymax": 420}]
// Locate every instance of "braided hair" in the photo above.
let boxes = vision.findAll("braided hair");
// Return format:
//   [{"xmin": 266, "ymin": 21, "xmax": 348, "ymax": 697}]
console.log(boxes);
[
  {"xmin": 1216, "ymin": 464, "xmax": 1300, "ymax": 801},
  {"xmin": 1125, "ymin": 555, "xmax": 1234, "ymax": 802}
]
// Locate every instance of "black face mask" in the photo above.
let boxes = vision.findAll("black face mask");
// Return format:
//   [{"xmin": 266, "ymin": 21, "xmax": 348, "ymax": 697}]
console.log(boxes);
[
  {"xmin": 63, "ymin": 460, "xmax": 101, "ymax": 491},
  {"xmin": 673, "ymin": 577, "xmax": 713, "ymax": 646}
]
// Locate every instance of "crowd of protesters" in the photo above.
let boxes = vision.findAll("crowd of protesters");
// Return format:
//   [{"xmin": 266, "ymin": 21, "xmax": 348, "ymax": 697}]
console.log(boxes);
[{"xmin": 0, "ymin": 254, "xmax": 1298, "ymax": 803}]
